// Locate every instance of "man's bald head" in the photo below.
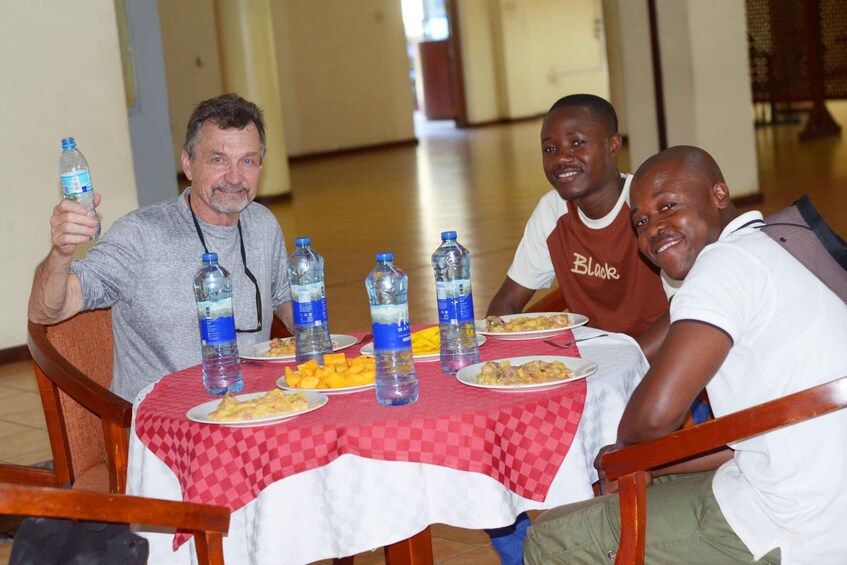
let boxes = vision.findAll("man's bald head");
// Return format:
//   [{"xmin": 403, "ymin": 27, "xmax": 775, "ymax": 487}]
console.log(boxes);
[
  {"xmin": 629, "ymin": 146, "xmax": 737, "ymax": 280},
  {"xmin": 633, "ymin": 145, "xmax": 725, "ymax": 189}
]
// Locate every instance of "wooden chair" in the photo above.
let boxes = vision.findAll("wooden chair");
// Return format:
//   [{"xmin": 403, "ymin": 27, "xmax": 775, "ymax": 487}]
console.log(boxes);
[
  {"xmin": 0, "ymin": 464, "xmax": 230, "ymax": 565},
  {"xmin": 525, "ymin": 287, "xmax": 565, "ymax": 313},
  {"xmin": 27, "ymin": 309, "xmax": 132, "ymax": 493},
  {"xmin": 601, "ymin": 376, "xmax": 847, "ymax": 565}
]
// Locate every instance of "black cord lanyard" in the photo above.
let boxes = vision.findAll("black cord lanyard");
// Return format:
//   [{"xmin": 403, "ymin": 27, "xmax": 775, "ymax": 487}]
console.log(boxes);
[{"xmin": 187, "ymin": 192, "xmax": 262, "ymax": 332}]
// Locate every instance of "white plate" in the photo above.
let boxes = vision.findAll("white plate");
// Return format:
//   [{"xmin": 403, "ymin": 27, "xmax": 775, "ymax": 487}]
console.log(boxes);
[
  {"xmin": 359, "ymin": 333, "xmax": 487, "ymax": 362},
  {"xmin": 186, "ymin": 390, "xmax": 328, "ymax": 427},
  {"xmin": 241, "ymin": 334, "xmax": 359, "ymax": 362},
  {"xmin": 276, "ymin": 377, "xmax": 375, "ymax": 395},
  {"xmin": 456, "ymin": 356, "xmax": 598, "ymax": 392},
  {"xmin": 475, "ymin": 313, "xmax": 588, "ymax": 341}
]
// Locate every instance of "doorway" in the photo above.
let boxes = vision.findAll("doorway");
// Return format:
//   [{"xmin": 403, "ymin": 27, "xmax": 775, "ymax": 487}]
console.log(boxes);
[{"xmin": 400, "ymin": 0, "xmax": 467, "ymax": 132}]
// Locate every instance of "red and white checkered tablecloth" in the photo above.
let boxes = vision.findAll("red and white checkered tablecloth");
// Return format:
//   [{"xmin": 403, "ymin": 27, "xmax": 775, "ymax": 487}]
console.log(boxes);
[{"xmin": 135, "ymin": 329, "xmax": 585, "ymax": 547}]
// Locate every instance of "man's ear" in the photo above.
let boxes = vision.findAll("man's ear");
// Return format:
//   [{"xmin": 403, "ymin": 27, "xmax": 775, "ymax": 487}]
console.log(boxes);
[
  {"xmin": 711, "ymin": 181, "xmax": 731, "ymax": 209},
  {"xmin": 608, "ymin": 132, "xmax": 623, "ymax": 157},
  {"xmin": 181, "ymin": 149, "xmax": 193, "ymax": 181}
]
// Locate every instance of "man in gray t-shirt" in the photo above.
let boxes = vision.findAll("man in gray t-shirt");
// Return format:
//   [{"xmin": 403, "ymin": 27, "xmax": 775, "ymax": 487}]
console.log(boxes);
[{"xmin": 28, "ymin": 94, "xmax": 293, "ymax": 401}]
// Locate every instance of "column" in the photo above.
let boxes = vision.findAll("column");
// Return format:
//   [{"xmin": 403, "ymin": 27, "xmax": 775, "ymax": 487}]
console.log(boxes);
[
  {"xmin": 607, "ymin": 0, "xmax": 759, "ymax": 198},
  {"xmin": 215, "ymin": 0, "xmax": 291, "ymax": 198}
]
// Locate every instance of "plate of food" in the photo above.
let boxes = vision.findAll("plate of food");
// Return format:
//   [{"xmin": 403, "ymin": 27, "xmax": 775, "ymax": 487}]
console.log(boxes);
[
  {"xmin": 475, "ymin": 312, "xmax": 588, "ymax": 341},
  {"xmin": 276, "ymin": 352, "xmax": 376, "ymax": 394},
  {"xmin": 456, "ymin": 356, "xmax": 598, "ymax": 392},
  {"xmin": 186, "ymin": 389, "xmax": 328, "ymax": 427},
  {"xmin": 241, "ymin": 334, "xmax": 359, "ymax": 362},
  {"xmin": 359, "ymin": 326, "xmax": 487, "ymax": 362}
]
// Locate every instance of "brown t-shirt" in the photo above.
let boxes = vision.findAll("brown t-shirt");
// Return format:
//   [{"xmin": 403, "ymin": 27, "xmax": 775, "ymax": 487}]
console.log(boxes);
[{"xmin": 546, "ymin": 198, "xmax": 668, "ymax": 337}]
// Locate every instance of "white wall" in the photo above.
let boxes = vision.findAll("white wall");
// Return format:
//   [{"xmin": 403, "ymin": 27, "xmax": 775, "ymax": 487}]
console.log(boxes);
[
  {"xmin": 159, "ymin": 0, "xmax": 223, "ymax": 166},
  {"xmin": 1, "ymin": 1, "xmax": 138, "ymax": 348},
  {"xmin": 457, "ymin": 1, "xmax": 503, "ymax": 124},
  {"xmin": 498, "ymin": 0, "xmax": 609, "ymax": 118},
  {"xmin": 270, "ymin": 0, "xmax": 416, "ymax": 157}
]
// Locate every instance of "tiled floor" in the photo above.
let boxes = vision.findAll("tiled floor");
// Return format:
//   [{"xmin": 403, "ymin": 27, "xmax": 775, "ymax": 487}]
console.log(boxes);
[{"xmin": 3, "ymin": 102, "xmax": 847, "ymax": 564}]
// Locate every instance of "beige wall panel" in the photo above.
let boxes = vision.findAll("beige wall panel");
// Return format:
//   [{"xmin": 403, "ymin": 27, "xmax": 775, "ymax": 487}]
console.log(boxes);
[
  {"xmin": 457, "ymin": 0, "xmax": 502, "ymax": 124},
  {"xmin": 1, "ymin": 1, "xmax": 138, "ymax": 348},
  {"xmin": 159, "ymin": 0, "xmax": 223, "ymax": 166},
  {"xmin": 685, "ymin": 0, "xmax": 758, "ymax": 196},
  {"xmin": 602, "ymin": 0, "xmax": 628, "ymax": 136},
  {"xmin": 498, "ymin": 0, "xmax": 609, "ymax": 118},
  {"xmin": 271, "ymin": 0, "xmax": 415, "ymax": 157},
  {"xmin": 615, "ymin": 0, "xmax": 660, "ymax": 170}
]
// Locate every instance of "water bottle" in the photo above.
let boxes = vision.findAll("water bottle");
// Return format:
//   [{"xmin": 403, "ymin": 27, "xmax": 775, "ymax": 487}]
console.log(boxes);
[
  {"xmin": 431, "ymin": 231, "xmax": 480, "ymax": 374},
  {"xmin": 59, "ymin": 137, "xmax": 101, "ymax": 239},
  {"xmin": 287, "ymin": 237, "xmax": 333, "ymax": 364},
  {"xmin": 365, "ymin": 252, "xmax": 419, "ymax": 406},
  {"xmin": 193, "ymin": 253, "xmax": 244, "ymax": 395}
]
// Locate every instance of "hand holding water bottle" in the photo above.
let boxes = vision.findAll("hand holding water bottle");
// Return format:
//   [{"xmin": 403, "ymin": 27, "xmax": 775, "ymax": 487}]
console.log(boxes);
[
  {"xmin": 49, "ymin": 193, "xmax": 102, "ymax": 256},
  {"xmin": 53, "ymin": 137, "xmax": 101, "ymax": 255}
]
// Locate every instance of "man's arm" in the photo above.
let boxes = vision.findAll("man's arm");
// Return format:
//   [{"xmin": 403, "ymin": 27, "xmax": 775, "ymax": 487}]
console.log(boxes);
[
  {"xmin": 619, "ymin": 319, "xmax": 732, "ymax": 445},
  {"xmin": 486, "ymin": 277, "xmax": 536, "ymax": 316},
  {"xmin": 636, "ymin": 311, "xmax": 670, "ymax": 363},
  {"xmin": 28, "ymin": 196, "xmax": 101, "ymax": 324},
  {"xmin": 274, "ymin": 301, "xmax": 293, "ymax": 335}
]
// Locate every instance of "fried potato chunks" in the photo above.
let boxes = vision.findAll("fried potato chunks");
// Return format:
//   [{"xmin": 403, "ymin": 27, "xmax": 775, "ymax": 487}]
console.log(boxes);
[{"xmin": 284, "ymin": 353, "xmax": 376, "ymax": 390}]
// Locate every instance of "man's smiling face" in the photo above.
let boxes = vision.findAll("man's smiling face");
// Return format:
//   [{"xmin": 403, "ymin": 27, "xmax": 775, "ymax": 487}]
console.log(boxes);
[
  {"xmin": 630, "ymin": 160, "xmax": 727, "ymax": 281},
  {"xmin": 540, "ymin": 105, "xmax": 621, "ymax": 202}
]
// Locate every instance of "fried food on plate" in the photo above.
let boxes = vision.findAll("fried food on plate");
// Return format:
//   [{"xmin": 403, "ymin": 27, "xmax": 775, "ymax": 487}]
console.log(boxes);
[
  {"xmin": 484, "ymin": 313, "xmax": 570, "ymax": 333},
  {"xmin": 208, "ymin": 389, "xmax": 310, "ymax": 421},
  {"xmin": 476, "ymin": 359, "xmax": 573, "ymax": 386}
]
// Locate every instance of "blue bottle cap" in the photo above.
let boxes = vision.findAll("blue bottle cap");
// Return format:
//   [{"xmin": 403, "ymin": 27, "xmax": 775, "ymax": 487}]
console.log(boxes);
[
  {"xmin": 61, "ymin": 137, "xmax": 76, "ymax": 149},
  {"xmin": 441, "ymin": 231, "xmax": 457, "ymax": 240},
  {"xmin": 202, "ymin": 252, "xmax": 218, "ymax": 263},
  {"xmin": 295, "ymin": 236, "xmax": 311, "ymax": 247},
  {"xmin": 376, "ymin": 252, "xmax": 394, "ymax": 262}
]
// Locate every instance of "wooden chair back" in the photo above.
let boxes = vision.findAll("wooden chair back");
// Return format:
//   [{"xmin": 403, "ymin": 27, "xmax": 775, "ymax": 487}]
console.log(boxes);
[
  {"xmin": 602, "ymin": 376, "xmax": 847, "ymax": 564},
  {"xmin": 0, "ymin": 464, "xmax": 229, "ymax": 565},
  {"xmin": 525, "ymin": 288, "xmax": 565, "ymax": 313},
  {"xmin": 27, "ymin": 309, "xmax": 132, "ymax": 493}
]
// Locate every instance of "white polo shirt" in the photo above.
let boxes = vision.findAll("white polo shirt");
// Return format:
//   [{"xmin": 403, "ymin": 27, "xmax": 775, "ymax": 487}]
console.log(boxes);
[{"xmin": 671, "ymin": 211, "xmax": 847, "ymax": 564}]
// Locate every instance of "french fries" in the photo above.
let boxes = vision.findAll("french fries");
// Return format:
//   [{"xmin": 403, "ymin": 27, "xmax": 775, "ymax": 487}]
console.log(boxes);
[
  {"xmin": 411, "ymin": 326, "xmax": 440, "ymax": 356},
  {"xmin": 284, "ymin": 353, "xmax": 376, "ymax": 389}
]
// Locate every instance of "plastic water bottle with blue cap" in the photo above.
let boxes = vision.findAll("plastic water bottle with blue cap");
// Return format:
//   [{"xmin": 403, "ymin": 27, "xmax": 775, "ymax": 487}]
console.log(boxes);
[
  {"xmin": 365, "ymin": 252, "xmax": 419, "ymax": 406},
  {"xmin": 59, "ymin": 137, "xmax": 101, "ymax": 239},
  {"xmin": 287, "ymin": 236, "xmax": 333, "ymax": 364},
  {"xmin": 193, "ymin": 252, "xmax": 244, "ymax": 395},
  {"xmin": 431, "ymin": 231, "xmax": 480, "ymax": 374}
]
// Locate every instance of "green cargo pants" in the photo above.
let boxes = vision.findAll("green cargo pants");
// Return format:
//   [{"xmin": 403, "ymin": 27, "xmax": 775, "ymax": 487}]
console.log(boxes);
[{"xmin": 524, "ymin": 471, "xmax": 780, "ymax": 564}]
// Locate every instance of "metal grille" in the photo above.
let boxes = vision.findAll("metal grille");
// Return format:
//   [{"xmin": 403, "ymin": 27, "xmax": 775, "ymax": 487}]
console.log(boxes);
[{"xmin": 746, "ymin": 0, "xmax": 847, "ymax": 103}]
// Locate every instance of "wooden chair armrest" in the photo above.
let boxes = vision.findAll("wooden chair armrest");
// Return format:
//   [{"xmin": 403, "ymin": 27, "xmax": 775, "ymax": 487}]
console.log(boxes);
[
  {"xmin": 0, "ymin": 482, "xmax": 229, "ymax": 565},
  {"xmin": 603, "ymin": 375, "xmax": 847, "ymax": 480},
  {"xmin": 0, "ymin": 464, "xmax": 57, "ymax": 487}
]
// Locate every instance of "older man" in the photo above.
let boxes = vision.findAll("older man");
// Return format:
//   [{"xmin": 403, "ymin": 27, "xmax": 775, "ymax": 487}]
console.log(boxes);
[
  {"xmin": 524, "ymin": 146, "xmax": 847, "ymax": 564},
  {"xmin": 28, "ymin": 93, "xmax": 293, "ymax": 401}
]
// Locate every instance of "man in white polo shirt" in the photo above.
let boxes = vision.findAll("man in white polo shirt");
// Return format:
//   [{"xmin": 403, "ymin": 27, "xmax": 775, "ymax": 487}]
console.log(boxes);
[{"xmin": 524, "ymin": 145, "xmax": 847, "ymax": 564}]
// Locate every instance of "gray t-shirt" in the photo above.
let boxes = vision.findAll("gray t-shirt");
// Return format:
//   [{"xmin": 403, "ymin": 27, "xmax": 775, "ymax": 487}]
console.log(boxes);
[{"xmin": 71, "ymin": 189, "xmax": 290, "ymax": 401}]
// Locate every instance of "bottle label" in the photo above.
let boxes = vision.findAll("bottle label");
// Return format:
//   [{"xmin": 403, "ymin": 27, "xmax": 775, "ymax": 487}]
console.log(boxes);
[
  {"xmin": 197, "ymin": 299, "xmax": 237, "ymax": 344},
  {"xmin": 370, "ymin": 304, "xmax": 412, "ymax": 351},
  {"xmin": 291, "ymin": 282, "xmax": 329, "ymax": 326},
  {"xmin": 60, "ymin": 171, "xmax": 93, "ymax": 197},
  {"xmin": 436, "ymin": 280, "xmax": 475, "ymax": 324}
]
